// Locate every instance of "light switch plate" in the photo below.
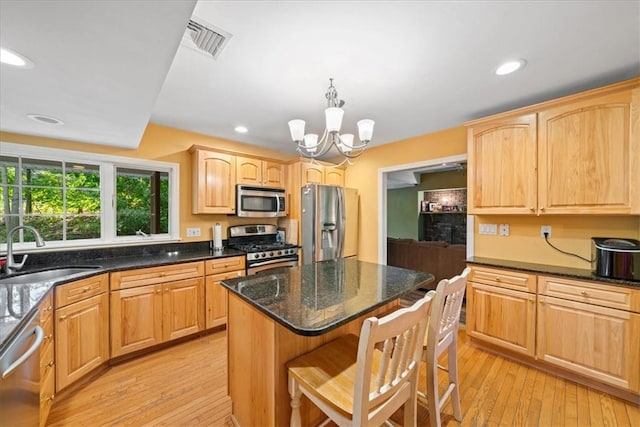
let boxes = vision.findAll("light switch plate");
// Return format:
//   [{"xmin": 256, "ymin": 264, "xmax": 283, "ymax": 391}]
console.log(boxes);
[
  {"xmin": 186, "ymin": 227, "xmax": 201, "ymax": 237},
  {"xmin": 499, "ymin": 224, "xmax": 510, "ymax": 236},
  {"xmin": 479, "ymin": 224, "xmax": 498, "ymax": 235}
]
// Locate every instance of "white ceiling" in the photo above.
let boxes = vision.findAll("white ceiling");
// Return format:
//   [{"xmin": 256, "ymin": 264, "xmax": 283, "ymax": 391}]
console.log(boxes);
[{"xmin": 1, "ymin": 1, "xmax": 639, "ymax": 157}]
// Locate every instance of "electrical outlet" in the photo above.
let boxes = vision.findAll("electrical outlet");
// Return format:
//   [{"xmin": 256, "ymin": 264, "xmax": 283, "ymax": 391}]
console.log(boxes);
[
  {"xmin": 186, "ymin": 227, "xmax": 201, "ymax": 237},
  {"xmin": 499, "ymin": 224, "xmax": 510, "ymax": 236},
  {"xmin": 541, "ymin": 225, "xmax": 552, "ymax": 238},
  {"xmin": 479, "ymin": 224, "xmax": 498, "ymax": 235}
]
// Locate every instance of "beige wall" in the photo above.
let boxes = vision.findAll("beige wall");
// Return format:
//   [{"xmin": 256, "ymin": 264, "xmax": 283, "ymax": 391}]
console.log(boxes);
[
  {"xmin": 1, "ymin": 124, "xmax": 297, "ymax": 241},
  {"xmin": 345, "ymin": 126, "xmax": 468, "ymax": 262}
]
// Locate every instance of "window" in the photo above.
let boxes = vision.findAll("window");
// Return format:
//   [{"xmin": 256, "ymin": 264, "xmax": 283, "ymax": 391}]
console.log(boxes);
[{"xmin": 0, "ymin": 142, "xmax": 179, "ymax": 251}]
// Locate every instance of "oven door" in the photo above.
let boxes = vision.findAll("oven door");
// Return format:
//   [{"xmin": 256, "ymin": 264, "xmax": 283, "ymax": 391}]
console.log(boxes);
[{"xmin": 247, "ymin": 258, "xmax": 298, "ymax": 275}]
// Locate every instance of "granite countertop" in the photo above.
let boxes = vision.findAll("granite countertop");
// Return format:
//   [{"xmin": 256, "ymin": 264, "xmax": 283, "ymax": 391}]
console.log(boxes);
[
  {"xmin": 0, "ymin": 243, "xmax": 245, "ymax": 353},
  {"xmin": 466, "ymin": 256, "xmax": 640, "ymax": 288},
  {"xmin": 220, "ymin": 258, "xmax": 435, "ymax": 336}
]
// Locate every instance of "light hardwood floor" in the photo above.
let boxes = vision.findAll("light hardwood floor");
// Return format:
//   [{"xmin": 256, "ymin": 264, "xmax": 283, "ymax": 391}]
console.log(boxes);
[{"xmin": 47, "ymin": 328, "xmax": 639, "ymax": 426}]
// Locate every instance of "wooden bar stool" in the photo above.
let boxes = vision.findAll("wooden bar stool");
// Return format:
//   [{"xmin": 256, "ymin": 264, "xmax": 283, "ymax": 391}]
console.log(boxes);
[
  {"xmin": 287, "ymin": 292, "xmax": 434, "ymax": 426},
  {"xmin": 420, "ymin": 267, "xmax": 470, "ymax": 427}
]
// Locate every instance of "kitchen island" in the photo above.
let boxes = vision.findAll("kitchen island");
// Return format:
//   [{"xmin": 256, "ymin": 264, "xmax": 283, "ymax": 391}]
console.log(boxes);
[{"xmin": 220, "ymin": 258, "xmax": 435, "ymax": 426}]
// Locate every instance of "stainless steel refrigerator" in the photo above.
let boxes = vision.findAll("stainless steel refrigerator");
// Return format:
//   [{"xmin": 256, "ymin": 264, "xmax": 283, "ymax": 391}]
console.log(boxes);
[{"xmin": 301, "ymin": 184, "xmax": 358, "ymax": 264}]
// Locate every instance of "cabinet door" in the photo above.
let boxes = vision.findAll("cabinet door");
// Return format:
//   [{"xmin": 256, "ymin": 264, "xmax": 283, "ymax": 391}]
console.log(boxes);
[
  {"xmin": 263, "ymin": 160, "xmax": 286, "ymax": 188},
  {"xmin": 537, "ymin": 295, "xmax": 640, "ymax": 392},
  {"xmin": 110, "ymin": 285, "xmax": 163, "ymax": 357},
  {"xmin": 192, "ymin": 149, "xmax": 236, "ymax": 214},
  {"xmin": 55, "ymin": 293, "xmax": 109, "ymax": 391},
  {"xmin": 324, "ymin": 168, "xmax": 345, "ymax": 187},
  {"xmin": 206, "ymin": 270, "xmax": 244, "ymax": 328},
  {"xmin": 162, "ymin": 277, "xmax": 204, "ymax": 341},
  {"xmin": 236, "ymin": 156, "xmax": 263, "ymax": 186},
  {"xmin": 538, "ymin": 89, "xmax": 637, "ymax": 214},
  {"xmin": 301, "ymin": 163, "xmax": 325, "ymax": 185},
  {"xmin": 466, "ymin": 113, "xmax": 537, "ymax": 214},
  {"xmin": 466, "ymin": 282, "xmax": 536, "ymax": 356}
]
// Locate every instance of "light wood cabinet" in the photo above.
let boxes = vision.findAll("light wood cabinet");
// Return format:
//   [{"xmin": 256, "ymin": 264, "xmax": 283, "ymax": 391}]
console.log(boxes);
[
  {"xmin": 191, "ymin": 147, "xmax": 236, "ymax": 214},
  {"xmin": 466, "ymin": 78, "xmax": 640, "ymax": 215},
  {"xmin": 236, "ymin": 155, "xmax": 286, "ymax": 188},
  {"xmin": 538, "ymin": 89, "xmax": 638, "ymax": 214},
  {"xmin": 55, "ymin": 274, "xmax": 109, "ymax": 392},
  {"xmin": 324, "ymin": 167, "xmax": 345, "ymax": 187},
  {"xmin": 466, "ymin": 113, "xmax": 537, "ymax": 214},
  {"xmin": 466, "ymin": 266, "xmax": 536, "ymax": 356},
  {"xmin": 110, "ymin": 262, "xmax": 205, "ymax": 357},
  {"xmin": 537, "ymin": 275, "xmax": 640, "ymax": 393},
  {"xmin": 38, "ymin": 291, "xmax": 55, "ymax": 427},
  {"xmin": 205, "ymin": 256, "xmax": 245, "ymax": 328}
]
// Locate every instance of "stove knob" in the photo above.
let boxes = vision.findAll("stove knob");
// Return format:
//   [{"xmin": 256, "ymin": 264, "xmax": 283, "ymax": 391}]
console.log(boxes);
[
  {"xmin": 270, "ymin": 252, "xmax": 274, "ymax": 256},
  {"xmin": 261, "ymin": 253, "xmax": 266, "ymax": 258},
  {"xmin": 278, "ymin": 251, "xmax": 283, "ymax": 255}
]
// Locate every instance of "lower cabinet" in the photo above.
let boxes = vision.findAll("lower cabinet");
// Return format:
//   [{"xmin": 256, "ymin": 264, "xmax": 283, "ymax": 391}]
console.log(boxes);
[
  {"xmin": 537, "ymin": 275, "xmax": 640, "ymax": 393},
  {"xmin": 466, "ymin": 266, "xmax": 536, "ymax": 356},
  {"xmin": 55, "ymin": 274, "xmax": 109, "ymax": 392},
  {"xmin": 38, "ymin": 291, "xmax": 55, "ymax": 427},
  {"xmin": 205, "ymin": 256, "xmax": 246, "ymax": 329},
  {"xmin": 467, "ymin": 265, "xmax": 640, "ymax": 399},
  {"xmin": 110, "ymin": 262, "xmax": 205, "ymax": 358}
]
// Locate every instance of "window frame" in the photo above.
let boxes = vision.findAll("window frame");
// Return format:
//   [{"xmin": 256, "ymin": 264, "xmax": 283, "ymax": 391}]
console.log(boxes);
[{"xmin": 0, "ymin": 141, "xmax": 180, "ymax": 252}]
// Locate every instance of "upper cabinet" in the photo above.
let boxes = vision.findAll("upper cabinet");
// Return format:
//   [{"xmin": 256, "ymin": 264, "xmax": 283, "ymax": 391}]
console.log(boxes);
[
  {"xmin": 467, "ymin": 113, "xmax": 537, "ymax": 214},
  {"xmin": 191, "ymin": 147, "xmax": 236, "ymax": 214},
  {"xmin": 466, "ymin": 78, "xmax": 640, "ymax": 215},
  {"xmin": 296, "ymin": 161, "xmax": 345, "ymax": 187},
  {"xmin": 236, "ymin": 156, "xmax": 286, "ymax": 188}
]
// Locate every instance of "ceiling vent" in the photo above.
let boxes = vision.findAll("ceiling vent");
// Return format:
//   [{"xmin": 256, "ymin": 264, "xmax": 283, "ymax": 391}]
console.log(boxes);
[{"xmin": 182, "ymin": 17, "xmax": 232, "ymax": 59}]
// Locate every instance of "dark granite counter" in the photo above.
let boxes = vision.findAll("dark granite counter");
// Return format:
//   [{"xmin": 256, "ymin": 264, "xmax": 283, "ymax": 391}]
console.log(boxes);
[
  {"xmin": 220, "ymin": 258, "xmax": 435, "ymax": 336},
  {"xmin": 467, "ymin": 256, "xmax": 640, "ymax": 288},
  {"xmin": 0, "ymin": 242, "xmax": 244, "ymax": 353}
]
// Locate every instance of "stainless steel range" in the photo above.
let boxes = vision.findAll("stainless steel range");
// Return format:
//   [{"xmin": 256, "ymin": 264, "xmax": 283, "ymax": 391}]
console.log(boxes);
[{"xmin": 228, "ymin": 224, "xmax": 299, "ymax": 275}]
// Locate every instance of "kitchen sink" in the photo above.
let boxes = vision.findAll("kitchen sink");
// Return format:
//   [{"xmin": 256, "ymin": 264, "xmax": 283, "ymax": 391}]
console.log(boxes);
[{"xmin": 0, "ymin": 266, "xmax": 102, "ymax": 285}]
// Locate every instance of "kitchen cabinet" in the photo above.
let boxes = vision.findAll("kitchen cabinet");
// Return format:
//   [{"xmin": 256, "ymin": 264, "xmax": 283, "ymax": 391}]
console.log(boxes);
[
  {"xmin": 205, "ymin": 256, "xmax": 246, "ymax": 328},
  {"xmin": 466, "ymin": 113, "xmax": 537, "ymax": 214},
  {"xmin": 466, "ymin": 266, "xmax": 536, "ymax": 356},
  {"xmin": 38, "ymin": 291, "xmax": 54, "ymax": 427},
  {"xmin": 236, "ymin": 155, "xmax": 286, "ymax": 188},
  {"xmin": 190, "ymin": 147, "xmax": 236, "ymax": 214},
  {"xmin": 466, "ymin": 78, "xmax": 640, "ymax": 215},
  {"xmin": 537, "ymin": 275, "xmax": 640, "ymax": 393},
  {"xmin": 55, "ymin": 274, "xmax": 109, "ymax": 392},
  {"xmin": 110, "ymin": 262, "xmax": 205, "ymax": 357}
]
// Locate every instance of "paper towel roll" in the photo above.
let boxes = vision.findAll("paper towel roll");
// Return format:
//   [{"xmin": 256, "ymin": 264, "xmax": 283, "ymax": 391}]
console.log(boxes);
[{"xmin": 213, "ymin": 223, "xmax": 223, "ymax": 251}]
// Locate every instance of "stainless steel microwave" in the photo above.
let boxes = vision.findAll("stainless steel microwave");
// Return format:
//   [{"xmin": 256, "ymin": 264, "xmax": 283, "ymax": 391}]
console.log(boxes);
[{"xmin": 236, "ymin": 185, "xmax": 287, "ymax": 217}]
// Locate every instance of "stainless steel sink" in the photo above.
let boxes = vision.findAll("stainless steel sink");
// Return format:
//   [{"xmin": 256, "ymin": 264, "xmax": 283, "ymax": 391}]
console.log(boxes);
[{"xmin": 0, "ymin": 267, "xmax": 101, "ymax": 285}]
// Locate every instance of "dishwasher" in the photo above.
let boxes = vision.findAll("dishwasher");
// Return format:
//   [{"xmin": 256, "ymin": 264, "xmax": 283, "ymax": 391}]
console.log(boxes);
[{"xmin": 0, "ymin": 308, "xmax": 44, "ymax": 427}]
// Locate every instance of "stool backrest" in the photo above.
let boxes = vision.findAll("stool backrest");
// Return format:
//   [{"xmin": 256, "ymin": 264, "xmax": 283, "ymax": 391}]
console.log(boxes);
[
  {"xmin": 353, "ymin": 292, "xmax": 434, "ymax": 425},
  {"xmin": 427, "ymin": 267, "xmax": 470, "ymax": 356}
]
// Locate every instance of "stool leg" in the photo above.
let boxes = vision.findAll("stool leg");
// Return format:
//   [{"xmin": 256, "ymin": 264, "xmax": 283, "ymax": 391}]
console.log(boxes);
[
  {"xmin": 426, "ymin": 353, "xmax": 441, "ymax": 427},
  {"xmin": 448, "ymin": 341, "xmax": 462, "ymax": 421},
  {"xmin": 289, "ymin": 375, "xmax": 302, "ymax": 427}
]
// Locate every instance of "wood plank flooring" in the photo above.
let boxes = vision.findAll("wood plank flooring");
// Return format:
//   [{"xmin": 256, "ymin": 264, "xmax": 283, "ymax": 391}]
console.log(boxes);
[{"xmin": 47, "ymin": 328, "xmax": 639, "ymax": 426}]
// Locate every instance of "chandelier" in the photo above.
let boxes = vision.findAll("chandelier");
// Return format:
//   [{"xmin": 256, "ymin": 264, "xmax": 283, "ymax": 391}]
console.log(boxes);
[{"xmin": 288, "ymin": 78, "xmax": 374, "ymax": 163}]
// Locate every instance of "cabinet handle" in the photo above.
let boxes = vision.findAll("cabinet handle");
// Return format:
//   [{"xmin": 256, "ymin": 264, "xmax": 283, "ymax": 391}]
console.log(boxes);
[
  {"xmin": 529, "ymin": 207, "xmax": 535, "ymax": 211},
  {"xmin": 59, "ymin": 315, "xmax": 67, "ymax": 321},
  {"xmin": 82, "ymin": 286, "xmax": 91, "ymax": 292},
  {"xmin": 44, "ymin": 334, "xmax": 53, "ymax": 341},
  {"xmin": 156, "ymin": 289, "xmax": 162, "ymax": 294},
  {"xmin": 540, "ymin": 207, "xmax": 545, "ymax": 211},
  {"xmin": 49, "ymin": 395, "xmax": 55, "ymax": 402},
  {"xmin": 495, "ymin": 277, "xmax": 501, "ymax": 282},
  {"xmin": 164, "ymin": 289, "xmax": 169, "ymax": 293},
  {"xmin": 160, "ymin": 272, "xmax": 167, "ymax": 277},
  {"xmin": 45, "ymin": 306, "xmax": 53, "ymax": 312},
  {"xmin": 581, "ymin": 291, "xmax": 588, "ymax": 297},
  {"xmin": 46, "ymin": 360, "xmax": 54, "ymax": 368}
]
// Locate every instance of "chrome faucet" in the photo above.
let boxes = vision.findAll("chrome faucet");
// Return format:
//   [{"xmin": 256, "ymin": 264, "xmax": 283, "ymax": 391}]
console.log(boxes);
[{"xmin": 5, "ymin": 226, "xmax": 46, "ymax": 274}]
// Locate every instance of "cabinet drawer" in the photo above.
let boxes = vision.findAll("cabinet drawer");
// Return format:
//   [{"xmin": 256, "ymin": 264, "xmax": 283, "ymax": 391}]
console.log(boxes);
[
  {"xmin": 538, "ymin": 275, "xmax": 640, "ymax": 313},
  {"xmin": 39, "ymin": 291, "xmax": 54, "ymax": 324},
  {"xmin": 55, "ymin": 273, "xmax": 108, "ymax": 308},
  {"xmin": 205, "ymin": 256, "xmax": 245, "ymax": 275},
  {"xmin": 469, "ymin": 266, "xmax": 536, "ymax": 293},
  {"xmin": 40, "ymin": 336, "xmax": 55, "ymax": 380},
  {"xmin": 111, "ymin": 261, "xmax": 204, "ymax": 290}
]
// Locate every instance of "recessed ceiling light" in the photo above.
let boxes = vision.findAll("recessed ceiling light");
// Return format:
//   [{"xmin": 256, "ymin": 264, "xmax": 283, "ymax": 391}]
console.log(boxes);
[
  {"xmin": 496, "ymin": 59, "xmax": 526, "ymax": 76},
  {"xmin": 0, "ymin": 47, "xmax": 34, "ymax": 68},
  {"xmin": 27, "ymin": 114, "xmax": 64, "ymax": 125},
  {"xmin": 234, "ymin": 125, "xmax": 248, "ymax": 134}
]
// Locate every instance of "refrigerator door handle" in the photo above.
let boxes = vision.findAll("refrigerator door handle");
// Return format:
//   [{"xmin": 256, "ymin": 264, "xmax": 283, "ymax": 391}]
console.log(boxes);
[{"xmin": 337, "ymin": 188, "xmax": 346, "ymax": 258}]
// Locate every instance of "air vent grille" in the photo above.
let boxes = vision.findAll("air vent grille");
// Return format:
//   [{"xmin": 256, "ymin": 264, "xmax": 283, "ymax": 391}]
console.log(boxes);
[{"xmin": 184, "ymin": 18, "xmax": 231, "ymax": 59}]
